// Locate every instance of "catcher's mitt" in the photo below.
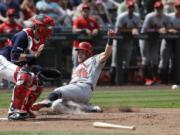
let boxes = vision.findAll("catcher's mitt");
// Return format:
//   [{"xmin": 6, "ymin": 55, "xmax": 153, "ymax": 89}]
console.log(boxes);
[{"xmin": 37, "ymin": 68, "xmax": 61, "ymax": 81}]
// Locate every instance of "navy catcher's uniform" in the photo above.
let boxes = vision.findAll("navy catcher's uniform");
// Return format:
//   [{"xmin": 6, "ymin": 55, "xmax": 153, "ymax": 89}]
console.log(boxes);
[{"xmin": 0, "ymin": 14, "xmax": 55, "ymax": 120}]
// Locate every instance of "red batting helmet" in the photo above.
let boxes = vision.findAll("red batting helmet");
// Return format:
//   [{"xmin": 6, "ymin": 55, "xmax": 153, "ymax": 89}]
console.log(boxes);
[
  {"xmin": 76, "ymin": 42, "xmax": 93, "ymax": 56},
  {"xmin": 32, "ymin": 14, "xmax": 55, "ymax": 39}
]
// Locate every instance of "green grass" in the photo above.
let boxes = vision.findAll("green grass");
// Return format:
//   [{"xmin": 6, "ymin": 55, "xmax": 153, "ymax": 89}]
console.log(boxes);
[
  {"xmin": 1, "ymin": 88, "xmax": 180, "ymax": 108},
  {"xmin": 92, "ymin": 89, "xmax": 180, "ymax": 108},
  {"xmin": 0, "ymin": 87, "xmax": 179, "ymax": 135}
]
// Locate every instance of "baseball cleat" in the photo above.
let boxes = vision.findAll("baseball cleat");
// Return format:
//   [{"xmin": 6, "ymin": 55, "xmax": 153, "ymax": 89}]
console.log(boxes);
[
  {"xmin": 8, "ymin": 112, "xmax": 28, "ymax": 121},
  {"xmin": 145, "ymin": 79, "xmax": 154, "ymax": 86},
  {"xmin": 31, "ymin": 99, "xmax": 52, "ymax": 111},
  {"xmin": 87, "ymin": 106, "xmax": 103, "ymax": 113}
]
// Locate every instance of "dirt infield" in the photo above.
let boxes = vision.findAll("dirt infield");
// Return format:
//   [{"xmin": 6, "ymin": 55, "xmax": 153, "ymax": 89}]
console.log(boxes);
[{"xmin": 0, "ymin": 107, "xmax": 180, "ymax": 135}]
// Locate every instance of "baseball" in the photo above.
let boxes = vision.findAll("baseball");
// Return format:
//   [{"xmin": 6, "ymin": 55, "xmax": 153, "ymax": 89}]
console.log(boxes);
[{"xmin": 171, "ymin": 85, "xmax": 179, "ymax": 90}]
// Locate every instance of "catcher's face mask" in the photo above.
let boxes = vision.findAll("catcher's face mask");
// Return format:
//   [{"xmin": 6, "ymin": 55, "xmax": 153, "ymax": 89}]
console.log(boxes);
[{"xmin": 33, "ymin": 14, "xmax": 55, "ymax": 39}]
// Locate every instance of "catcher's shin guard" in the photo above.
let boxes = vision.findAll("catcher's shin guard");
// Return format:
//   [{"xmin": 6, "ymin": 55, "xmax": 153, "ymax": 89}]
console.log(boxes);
[
  {"xmin": 8, "ymin": 66, "xmax": 35, "ymax": 114},
  {"xmin": 22, "ymin": 84, "xmax": 44, "ymax": 112},
  {"xmin": 8, "ymin": 84, "xmax": 29, "ymax": 114}
]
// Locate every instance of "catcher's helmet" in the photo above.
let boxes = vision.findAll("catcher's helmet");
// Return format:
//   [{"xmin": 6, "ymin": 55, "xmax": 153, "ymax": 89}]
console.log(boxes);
[
  {"xmin": 76, "ymin": 42, "xmax": 93, "ymax": 56},
  {"xmin": 32, "ymin": 14, "xmax": 55, "ymax": 39}
]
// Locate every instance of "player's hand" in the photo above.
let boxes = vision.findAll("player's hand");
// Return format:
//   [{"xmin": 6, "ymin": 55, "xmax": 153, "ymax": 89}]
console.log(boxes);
[
  {"xmin": 85, "ymin": 29, "xmax": 92, "ymax": 35},
  {"xmin": 92, "ymin": 29, "xmax": 98, "ymax": 35},
  {"xmin": 132, "ymin": 28, "xmax": 139, "ymax": 36},
  {"xmin": 168, "ymin": 29, "xmax": 178, "ymax": 34},
  {"xmin": 38, "ymin": 44, "xmax": 45, "ymax": 52},
  {"xmin": 158, "ymin": 27, "xmax": 167, "ymax": 34},
  {"xmin": 107, "ymin": 29, "xmax": 116, "ymax": 38},
  {"xmin": 34, "ymin": 44, "xmax": 45, "ymax": 57}
]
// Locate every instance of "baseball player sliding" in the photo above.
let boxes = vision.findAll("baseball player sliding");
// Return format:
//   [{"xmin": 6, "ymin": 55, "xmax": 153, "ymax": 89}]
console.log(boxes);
[
  {"xmin": 32, "ymin": 29, "xmax": 116, "ymax": 113},
  {"xmin": 0, "ymin": 14, "xmax": 55, "ymax": 120}
]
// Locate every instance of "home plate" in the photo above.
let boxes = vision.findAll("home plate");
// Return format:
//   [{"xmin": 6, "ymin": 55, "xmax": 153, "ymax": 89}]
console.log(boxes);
[{"xmin": 0, "ymin": 117, "xmax": 8, "ymax": 121}]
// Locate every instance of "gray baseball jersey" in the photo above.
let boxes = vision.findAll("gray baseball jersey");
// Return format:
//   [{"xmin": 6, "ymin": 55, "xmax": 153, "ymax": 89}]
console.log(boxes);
[
  {"xmin": 54, "ymin": 54, "xmax": 105, "ymax": 104},
  {"xmin": 141, "ymin": 12, "xmax": 170, "ymax": 33},
  {"xmin": 115, "ymin": 11, "xmax": 141, "ymax": 30},
  {"xmin": 140, "ymin": 12, "xmax": 171, "ymax": 66},
  {"xmin": 112, "ymin": 11, "xmax": 141, "ymax": 68},
  {"xmin": 168, "ymin": 12, "xmax": 180, "ymax": 28},
  {"xmin": 159, "ymin": 12, "xmax": 180, "ymax": 69}
]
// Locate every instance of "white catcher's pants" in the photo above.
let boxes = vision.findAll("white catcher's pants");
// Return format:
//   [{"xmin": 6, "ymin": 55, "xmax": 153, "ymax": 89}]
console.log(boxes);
[{"xmin": 0, "ymin": 55, "xmax": 17, "ymax": 83}]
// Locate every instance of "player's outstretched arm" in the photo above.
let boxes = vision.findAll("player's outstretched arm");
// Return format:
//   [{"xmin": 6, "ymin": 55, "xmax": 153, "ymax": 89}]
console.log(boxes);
[{"xmin": 99, "ymin": 29, "xmax": 116, "ymax": 64}]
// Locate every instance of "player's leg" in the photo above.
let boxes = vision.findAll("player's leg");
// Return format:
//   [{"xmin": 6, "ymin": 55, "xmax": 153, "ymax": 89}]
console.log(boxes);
[
  {"xmin": 0, "ymin": 55, "xmax": 17, "ymax": 83},
  {"xmin": 115, "ymin": 39, "xmax": 126, "ymax": 85},
  {"xmin": 158, "ymin": 39, "xmax": 171, "ymax": 83},
  {"xmin": 151, "ymin": 39, "xmax": 161, "ymax": 83},
  {"xmin": 21, "ymin": 79, "xmax": 44, "ymax": 118},
  {"xmin": 110, "ymin": 40, "xmax": 117, "ymax": 85},
  {"xmin": 32, "ymin": 83, "xmax": 92, "ymax": 111},
  {"xmin": 139, "ymin": 40, "xmax": 152, "ymax": 85},
  {"xmin": 51, "ymin": 99, "xmax": 103, "ymax": 114},
  {"xmin": 8, "ymin": 66, "xmax": 35, "ymax": 120},
  {"xmin": 122, "ymin": 40, "xmax": 134, "ymax": 83}
]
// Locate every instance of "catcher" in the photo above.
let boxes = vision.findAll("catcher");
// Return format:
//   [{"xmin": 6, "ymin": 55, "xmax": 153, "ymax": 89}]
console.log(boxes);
[
  {"xmin": 32, "ymin": 29, "xmax": 116, "ymax": 113},
  {"xmin": 0, "ymin": 14, "xmax": 57, "ymax": 120}
]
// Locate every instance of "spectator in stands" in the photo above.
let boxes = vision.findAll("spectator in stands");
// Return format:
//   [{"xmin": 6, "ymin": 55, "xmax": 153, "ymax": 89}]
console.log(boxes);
[
  {"xmin": 110, "ymin": 0, "xmax": 139, "ymax": 14},
  {"xmin": 72, "ymin": 3, "xmax": 100, "ymax": 69},
  {"xmin": 111, "ymin": 0, "xmax": 141, "ymax": 85},
  {"xmin": 0, "ymin": 0, "xmax": 22, "ymax": 23},
  {"xmin": 163, "ymin": 0, "xmax": 175, "ymax": 13},
  {"xmin": 158, "ymin": 0, "xmax": 180, "ymax": 84},
  {"xmin": 0, "ymin": 8, "xmax": 22, "ymax": 89},
  {"xmin": 59, "ymin": 0, "xmax": 73, "ymax": 11},
  {"xmin": 104, "ymin": 0, "xmax": 117, "ymax": 10},
  {"xmin": 0, "ymin": 8, "xmax": 22, "ymax": 48},
  {"xmin": 58, "ymin": 0, "xmax": 74, "ymax": 27},
  {"xmin": 69, "ymin": 0, "xmax": 81, "ymax": 6},
  {"xmin": 92, "ymin": 0, "xmax": 112, "ymax": 27},
  {"xmin": 51, "ymin": 0, "xmax": 60, "ymax": 2},
  {"xmin": 20, "ymin": 0, "xmax": 37, "ymax": 21},
  {"xmin": 73, "ymin": 0, "xmax": 93, "ymax": 20},
  {"xmin": 36, "ymin": 0, "xmax": 66, "ymax": 25},
  {"xmin": 142, "ymin": 0, "xmax": 157, "ymax": 14},
  {"xmin": 139, "ymin": 1, "xmax": 170, "ymax": 85}
]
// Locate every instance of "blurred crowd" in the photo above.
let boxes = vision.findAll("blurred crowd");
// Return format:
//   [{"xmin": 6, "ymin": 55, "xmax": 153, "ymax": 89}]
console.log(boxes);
[
  {"xmin": 0, "ymin": 0, "xmax": 178, "ymax": 28},
  {"xmin": 0, "ymin": 0, "xmax": 180, "ymax": 87}
]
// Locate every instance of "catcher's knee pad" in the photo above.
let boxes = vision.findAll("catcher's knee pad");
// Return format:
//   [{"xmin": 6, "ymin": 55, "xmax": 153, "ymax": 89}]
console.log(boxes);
[{"xmin": 14, "ymin": 66, "xmax": 35, "ymax": 87}]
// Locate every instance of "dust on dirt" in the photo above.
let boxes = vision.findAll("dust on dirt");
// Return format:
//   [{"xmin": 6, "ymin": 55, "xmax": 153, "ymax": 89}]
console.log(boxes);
[{"xmin": 0, "ymin": 107, "xmax": 180, "ymax": 135}]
